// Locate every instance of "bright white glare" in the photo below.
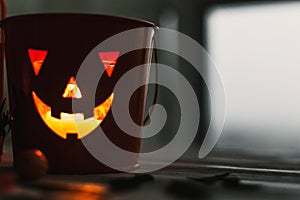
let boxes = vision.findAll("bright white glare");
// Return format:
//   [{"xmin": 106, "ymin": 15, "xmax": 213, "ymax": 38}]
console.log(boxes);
[{"xmin": 207, "ymin": 2, "xmax": 300, "ymax": 154}]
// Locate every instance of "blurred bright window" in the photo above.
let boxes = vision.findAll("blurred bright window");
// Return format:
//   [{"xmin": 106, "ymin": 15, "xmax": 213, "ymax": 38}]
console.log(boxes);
[{"xmin": 207, "ymin": 2, "xmax": 300, "ymax": 165}]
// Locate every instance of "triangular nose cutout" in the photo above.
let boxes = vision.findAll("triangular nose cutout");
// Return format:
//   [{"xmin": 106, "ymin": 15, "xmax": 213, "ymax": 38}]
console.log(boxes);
[{"xmin": 62, "ymin": 76, "xmax": 82, "ymax": 99}]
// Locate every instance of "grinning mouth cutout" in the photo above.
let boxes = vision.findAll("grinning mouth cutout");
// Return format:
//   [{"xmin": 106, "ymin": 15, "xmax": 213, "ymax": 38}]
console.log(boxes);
[{"xmin": 32, "ymin": 91, "xmax": 114, "ymax": 139}]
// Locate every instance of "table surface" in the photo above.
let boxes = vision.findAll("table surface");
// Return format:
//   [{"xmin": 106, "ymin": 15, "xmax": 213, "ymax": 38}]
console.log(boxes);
[{"xmin": 2, "ymin": 151, "xmax": 300, "ymax": 200}]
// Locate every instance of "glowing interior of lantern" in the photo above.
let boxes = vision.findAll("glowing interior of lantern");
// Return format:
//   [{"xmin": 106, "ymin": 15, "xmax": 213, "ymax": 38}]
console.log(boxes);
[
  {"xmin": 28, "ymin": 49, "xmax": 48, "ymax": 76},
  {"xmin": 102, "ymin": 61, "xmax": 116, "ymax": 77},
  {"xmin": 61, "ymin": 113, "xmax": 84, "ymax": 120},
  {"xmin": 32, "ymin": 91, "xmax": 114, "ymax": 139},
  {"xmin": 62, "ymin": 76, "xmax": 82, "ymax": 99},
  {"xmin": 99, "ymin": 51, "xmax": 120, "ymax": 77}
]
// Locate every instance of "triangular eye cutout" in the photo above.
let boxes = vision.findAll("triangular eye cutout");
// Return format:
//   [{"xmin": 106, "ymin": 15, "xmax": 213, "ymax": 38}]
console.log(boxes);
[
  {"xmin": 62, "ymin": 76, "xmax": 82, "ymax": 99},
  {"xmin": 28, "ymin": 49, "xmax": 48, "ymax": 76},
  {"xmin": 99, "ymin": 51, "xmax": 120, "ymax": 77}
]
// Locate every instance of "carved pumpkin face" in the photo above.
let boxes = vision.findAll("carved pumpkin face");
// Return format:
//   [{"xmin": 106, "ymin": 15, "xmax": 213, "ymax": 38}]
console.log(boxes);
[{"xmin": 28, "ymin": 49, "xmax": 119, "ymax": 139}]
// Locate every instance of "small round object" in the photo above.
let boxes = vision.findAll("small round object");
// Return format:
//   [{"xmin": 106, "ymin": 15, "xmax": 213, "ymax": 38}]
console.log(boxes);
[{"xmin": 14, "ymin": 149, "xmax": 48, "ymax": 180}]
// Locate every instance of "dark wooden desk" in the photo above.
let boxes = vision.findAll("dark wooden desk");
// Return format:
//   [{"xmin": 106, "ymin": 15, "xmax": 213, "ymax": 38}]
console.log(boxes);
[{"xmin": 2, "ymin": 153, "xmax": 300, "ymax": 200}]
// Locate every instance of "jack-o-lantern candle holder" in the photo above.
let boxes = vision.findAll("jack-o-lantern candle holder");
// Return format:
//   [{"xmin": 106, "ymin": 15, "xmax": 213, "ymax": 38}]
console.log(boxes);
[{"xmin": 1, "ymin": 14, "xmax": 156, "ymax": 173}]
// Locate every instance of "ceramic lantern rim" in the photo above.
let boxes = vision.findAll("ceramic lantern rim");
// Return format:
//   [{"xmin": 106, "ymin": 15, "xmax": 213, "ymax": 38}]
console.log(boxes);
[{"xmin": 0, "ymin": 13, "xmax": 158, "ymax": 31}]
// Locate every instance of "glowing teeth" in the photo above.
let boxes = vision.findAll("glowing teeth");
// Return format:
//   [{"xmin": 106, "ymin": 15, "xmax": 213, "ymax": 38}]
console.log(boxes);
[{"xmin": 60, "ymin": 113, "xmax": 84, "ymax": 120}]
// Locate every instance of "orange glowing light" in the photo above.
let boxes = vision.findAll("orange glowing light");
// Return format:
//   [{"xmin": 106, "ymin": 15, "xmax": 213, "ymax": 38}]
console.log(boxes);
[
  {"xmin": 62, "ymin": 76, "xmax": 82, "ymax": 99},
  {"xmin": 32, "ymin": 91, "xmax": 114, "ymax": 139},
  {"xmin": 28, "ymin": 49, "xmax": 48, "ymax": 76},
  {"xmin": 99, "ymin": 51, "xmax": 120, "ymax": 77},
  {"xmin": 34, "ymin": 149, "xmax": 44, "ymax": 157}
]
